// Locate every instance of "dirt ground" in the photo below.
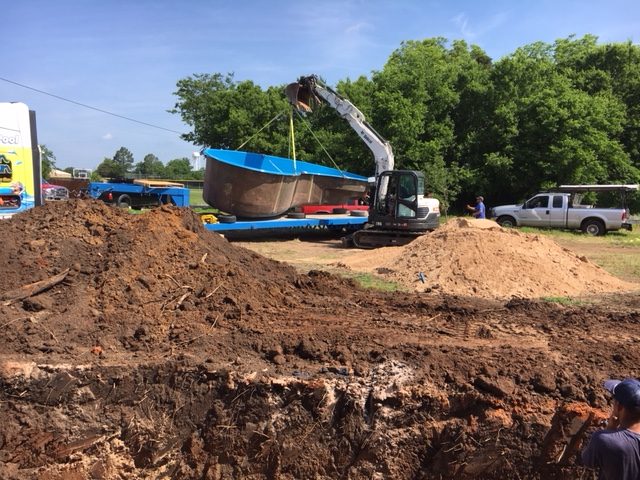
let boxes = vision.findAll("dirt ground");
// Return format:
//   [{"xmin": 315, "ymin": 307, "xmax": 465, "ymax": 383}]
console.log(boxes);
[
  {"xmin": 235, "ymin": 217, "xmax": 637, "ymax": 299},
  {"xmin": 1, "ymin": 201, "xmax": 639, "ymax": 479}
]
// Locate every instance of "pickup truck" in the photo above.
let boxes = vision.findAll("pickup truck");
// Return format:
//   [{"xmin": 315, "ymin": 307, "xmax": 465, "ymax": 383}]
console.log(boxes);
[
  {"xmin": 42, "ymin": 180, "xmax": 69, "ymax": 201},
  {"xmin": 491, "ymin": 185, "xmax": 637, "ymax": 235}
]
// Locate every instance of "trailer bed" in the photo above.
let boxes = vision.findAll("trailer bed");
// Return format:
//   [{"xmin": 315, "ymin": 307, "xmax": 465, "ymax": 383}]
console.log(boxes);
[{"xmin": 203, "ymin": 213, "xmax": 367, "ymax": 238}]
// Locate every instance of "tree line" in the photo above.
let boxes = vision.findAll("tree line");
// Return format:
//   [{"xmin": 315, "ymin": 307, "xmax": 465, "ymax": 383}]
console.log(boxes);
[
  {"xmin": 171, "ymin": 35, "xmax": 640, "ymax": 212},
  {"xmin": 94, "ymin": 147, "xmax": 203, "ymax": 180},
  {"xmin": 43, "ymin": 146, "xmax": 203, "ymax": 181}
]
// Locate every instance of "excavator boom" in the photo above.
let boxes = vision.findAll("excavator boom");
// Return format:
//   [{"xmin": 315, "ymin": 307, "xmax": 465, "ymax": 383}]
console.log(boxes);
[{"xmin": 285, "ymin": 75, "xmax": 440, "ymax": 248}]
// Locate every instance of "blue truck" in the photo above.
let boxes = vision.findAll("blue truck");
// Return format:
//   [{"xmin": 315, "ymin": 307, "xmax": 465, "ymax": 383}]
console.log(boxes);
[{"xmin": 87, "ymin": 179, "xmax": 190, "ymax": 209}]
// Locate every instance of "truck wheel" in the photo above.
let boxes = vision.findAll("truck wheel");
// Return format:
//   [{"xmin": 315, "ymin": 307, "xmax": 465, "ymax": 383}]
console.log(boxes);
[
  {"xmin": 218, "ymin": 214, "xmax": 236, "ymax": 224},
  {"xmin": 582, "ymin": 219, "xmax": 605, "ymax": 236},
  {"xmin": 116, "ymin": 194, "xmax": 132, "ymax": 208},
  {"xmin": 496, "ymin": 215, "xmax": 516, "ymax": 228}
]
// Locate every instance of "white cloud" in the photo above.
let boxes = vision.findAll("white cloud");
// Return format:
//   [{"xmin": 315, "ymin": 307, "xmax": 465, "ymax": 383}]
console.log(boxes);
[
  {"xmin": 452, "ymin": 13, "xmax": 472, "ymax": 37},
  {"xmin": 451, "ymin": 11, "xmax": 509, "ymax": 40},
  {"xmin": 345, "ymin": 21, "xmax": 372, "ymax": 35},
  {"xmin": 102, "ymin": 133, "xmax": 113, "ymax": 140}
]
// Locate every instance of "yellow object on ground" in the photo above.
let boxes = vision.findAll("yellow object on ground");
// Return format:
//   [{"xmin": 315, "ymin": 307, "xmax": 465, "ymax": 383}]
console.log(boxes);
[{"xmin": 200, "ymin": 214, "xmax": 218, "ymax": 224}]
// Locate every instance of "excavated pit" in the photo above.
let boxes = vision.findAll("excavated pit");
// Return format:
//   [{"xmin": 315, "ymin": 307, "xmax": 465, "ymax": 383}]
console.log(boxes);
[{"xmin": 0, "ymin": 200, "xmax": 639, "ymax": 479}]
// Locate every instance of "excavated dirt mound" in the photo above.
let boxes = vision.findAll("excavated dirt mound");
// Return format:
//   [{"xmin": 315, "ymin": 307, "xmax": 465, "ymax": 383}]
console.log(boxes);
[
  {"xmin": 1, "ymin": 201, "xmax": 639, "ymax": 479},
  {"xmin": 340, "ymin": 218, "xmax": 637, "ymax": 298}
]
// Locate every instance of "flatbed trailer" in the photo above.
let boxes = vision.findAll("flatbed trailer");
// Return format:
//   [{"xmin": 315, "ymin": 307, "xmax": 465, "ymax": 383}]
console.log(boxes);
[
  {"xmin": 88, "ymin": 180, "xmax": 190, "ymax": 208},
  {"xmin": 297, "ymin": 203, "xmax": 368, "ymax": 214},
  {"xmin": 203, "ymin": 213, "xmax": 368, "ymax": 239}
]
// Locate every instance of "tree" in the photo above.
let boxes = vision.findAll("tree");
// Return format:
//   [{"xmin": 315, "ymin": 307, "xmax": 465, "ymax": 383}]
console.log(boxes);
[
  {"xmin": 169, "ymin": 37, "xmax": 640, "ymax": 211},
  {"xmin": 39, "ymin": 145, "xmax": 57, "ymax": 178},
  {"xmin": 134, "ymin": 154, "xmax": 165, "ymax": 177},
  {"xmin": 164, "ymin": 158, "xmax": 194, "ymax": 179},
  {"xmin": 95, "ymin": 158, "xmax": 119, "ymax": 179},
  {"xmin": 369, "ymin": 38, "xmax": 491, "ymax": 204},
  {"xmin": 171, "ymin": 73, "xmax": 290, "ymax": 154},
  {"xmin": 112, "ymin": 147, "xmax": 134, "ymax": 177},
  {"xmin": 483, "ymin": 40, "xmax": 634, "ymax": 204}
]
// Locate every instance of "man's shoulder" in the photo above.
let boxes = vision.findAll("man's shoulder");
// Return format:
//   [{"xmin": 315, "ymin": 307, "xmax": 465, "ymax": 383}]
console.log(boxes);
[{"xmin": 591, "ymin": 429, "xmax": 640, "ymax": 449}]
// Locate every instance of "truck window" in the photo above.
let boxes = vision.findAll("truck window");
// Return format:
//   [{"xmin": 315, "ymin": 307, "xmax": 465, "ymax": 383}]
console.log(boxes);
[
  {"xmin": 526, "ymin": 196, "xmax": 548, "ymax": 209},
  {"xmin": 552, "ymin": 195, "xmax": 564, "ymax": 208}
]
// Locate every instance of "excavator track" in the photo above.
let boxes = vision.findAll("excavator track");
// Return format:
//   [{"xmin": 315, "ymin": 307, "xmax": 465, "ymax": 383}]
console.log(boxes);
[{"xmin": 349, "ymin": 229, "xmax": 426, "ymax": 249}]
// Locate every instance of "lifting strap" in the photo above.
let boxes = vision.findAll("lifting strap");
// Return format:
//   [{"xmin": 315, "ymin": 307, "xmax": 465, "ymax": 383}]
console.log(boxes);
[
  {"xmin": 235, "ymin": 110, "xmax": 286, "ymax": 151},
  {"xmin": 289, "ymin": 108, "xmax": 296, "ymax": 171},
  {"xmin": 293, "ymin": 108, "xmax": 344, "ymax": 176}
]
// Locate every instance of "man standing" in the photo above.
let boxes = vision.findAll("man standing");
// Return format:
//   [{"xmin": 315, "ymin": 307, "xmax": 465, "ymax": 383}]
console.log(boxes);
[
  {"xmin": 581, "ymin": 378, "xmax": 640, "ymax": 479},
  {"xmin": 466, "ymin": 196, "xmax": 486, "ymax": 219}
]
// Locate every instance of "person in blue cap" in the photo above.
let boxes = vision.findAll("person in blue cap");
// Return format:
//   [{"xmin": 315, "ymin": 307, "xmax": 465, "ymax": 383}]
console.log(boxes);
[{"xmin": 581, "ymin": 378, "xmax": 640, "ymax": 479}]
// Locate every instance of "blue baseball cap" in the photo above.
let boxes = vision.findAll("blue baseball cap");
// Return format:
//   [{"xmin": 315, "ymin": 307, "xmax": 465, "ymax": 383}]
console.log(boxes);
[{"xmin": 604, "ymin": 378, "xmax": 640, "ymax": 408}]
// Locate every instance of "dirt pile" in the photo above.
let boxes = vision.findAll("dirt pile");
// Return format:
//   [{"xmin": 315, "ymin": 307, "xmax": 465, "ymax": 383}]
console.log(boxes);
[
  {"xmin": 342, "ymin": 218, "xmax": 637, "ymax": 298},
  {"xmin": 0, "ymin": 200, "xmax": 344, "ymax": 359},
  {"xmin": 1, "ymin": 201, "xmax": 639, "ymax": 479}
]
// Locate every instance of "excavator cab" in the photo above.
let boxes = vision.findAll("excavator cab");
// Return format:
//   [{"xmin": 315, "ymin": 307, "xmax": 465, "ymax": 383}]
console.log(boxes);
[
  {"xmin": 371, "ymin": 170, "xmax": 425, "ymax": 227},
  {"xmin": 349, "ymin": 170, "xmax": 439, "ymax": 248}
]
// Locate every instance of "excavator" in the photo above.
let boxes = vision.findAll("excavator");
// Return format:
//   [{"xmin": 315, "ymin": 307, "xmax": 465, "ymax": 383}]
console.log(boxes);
[{"xmin": 285, "ymin": 75, "xmax": 440, "ymax": 248}]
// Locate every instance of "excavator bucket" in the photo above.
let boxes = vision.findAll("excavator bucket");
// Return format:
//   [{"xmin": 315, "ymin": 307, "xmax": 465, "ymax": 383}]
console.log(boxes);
[{"xmin": 285, "ymin": 77, "xmax": 317, "ymax": 113}]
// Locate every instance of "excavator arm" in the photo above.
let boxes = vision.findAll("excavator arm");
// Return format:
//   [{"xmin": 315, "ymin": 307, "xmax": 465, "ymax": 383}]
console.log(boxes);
[
  {"xmin": 286, "ymin": 75, "xmax": 441, "ymax": 249},
  {"xmin": 286, "ymin": 75, "xmax": 394, "ymax": 178}
]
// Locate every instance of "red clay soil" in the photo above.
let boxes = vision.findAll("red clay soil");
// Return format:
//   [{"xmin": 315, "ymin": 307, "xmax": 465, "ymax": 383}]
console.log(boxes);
[{"xmin": 1, "ymin": 200, "xmax": 639, "ymax": 479}]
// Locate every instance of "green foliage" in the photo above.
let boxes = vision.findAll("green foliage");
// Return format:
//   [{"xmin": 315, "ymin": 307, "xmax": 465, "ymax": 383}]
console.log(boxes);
[
  {"xmin": 39, "ymin": 144, "xmax": 56, "ymax": 178},
  {"xmin": 170, "ymin": 73, "xmax": 290, "ymax": 155},
  {"xmin": 169, "ymin": 36, "xmax": 640, "ymax": 210},
  {"xmin": 164, "ymin": 158, "xmax": 193, "ymax": 179},
  {"xmin": 95, "ymin": 147, "xmax": 136, "ymax": 179},
  {"xmin": 112, "ymin": 147, "xmax": 134, "ymax": 177},
  {"xmin": 95, "ymin": 158, "xmax": 118, "ymax": 179},
  {"xmin": 134, "ymin": 154, "xmax": 165, "ymax": 177}
]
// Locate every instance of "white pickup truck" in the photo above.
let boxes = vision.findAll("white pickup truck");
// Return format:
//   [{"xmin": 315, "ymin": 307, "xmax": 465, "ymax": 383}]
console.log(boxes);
[{"xmin": 491, "ymin": 184, "xmax": 637, "ymax": 235}]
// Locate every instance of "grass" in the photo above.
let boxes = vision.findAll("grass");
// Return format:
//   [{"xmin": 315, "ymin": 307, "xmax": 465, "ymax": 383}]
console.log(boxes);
[
  {"xmin": 517, "ymin": 225, "xmax": 640, "ymax": 244},
  {"xmin": 541, "ymin": 296, "xmax": 587, "ymax": 306},
  {"xmin": 189, "ymin": 188, "xmax": 205, "ymax": 207},
  {"xmin": 514, "ymin": 224, "xmax": 640, "ymax": 282},
  {"xmin": 344, "ymin": 272, "xmax": 404, "ymax": 292},
  {"xmin": 584, "ymin": 251, "xmax": 640, "ymax": 281}
]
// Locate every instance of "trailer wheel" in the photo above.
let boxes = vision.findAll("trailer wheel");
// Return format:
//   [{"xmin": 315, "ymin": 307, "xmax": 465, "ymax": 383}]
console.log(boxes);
[
  {"xmin": 350, "ymin": 210, "xmax": 368, "ymax": 217},
  {"xmin": 333, "ymin": 208, "xmax": 348, "ymax": 214},
  {"xmin": 218, "ymin": 214, "xmax": 237, "ymax": 224},
  {"xmin": 116, "ymin": 194, "xmax": 132, "ymax": 208},
  {"xmin": 582, "ymin": 219, "xmax": 605, "ymax": 236},
  {"xmin": 496, "ymin": 215, "xmax": 516, "ymax": 228}
]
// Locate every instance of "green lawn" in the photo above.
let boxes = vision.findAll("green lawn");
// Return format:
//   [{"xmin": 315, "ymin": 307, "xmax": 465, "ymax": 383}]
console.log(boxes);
[{"xmin": 189, "ymin": 188, "xmax": 205, "ymax": 207}]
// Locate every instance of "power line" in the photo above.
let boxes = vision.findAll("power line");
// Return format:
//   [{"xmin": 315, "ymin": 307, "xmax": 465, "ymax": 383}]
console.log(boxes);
[{"xmin": 0, "ymin": 76, "xmax": 185, "ymax": 135}]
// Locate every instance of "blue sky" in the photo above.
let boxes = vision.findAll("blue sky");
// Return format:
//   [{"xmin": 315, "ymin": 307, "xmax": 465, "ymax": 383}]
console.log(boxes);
[{"xmin": 3, "ymin": 0, "xmax": 639, "ymax": 171}]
